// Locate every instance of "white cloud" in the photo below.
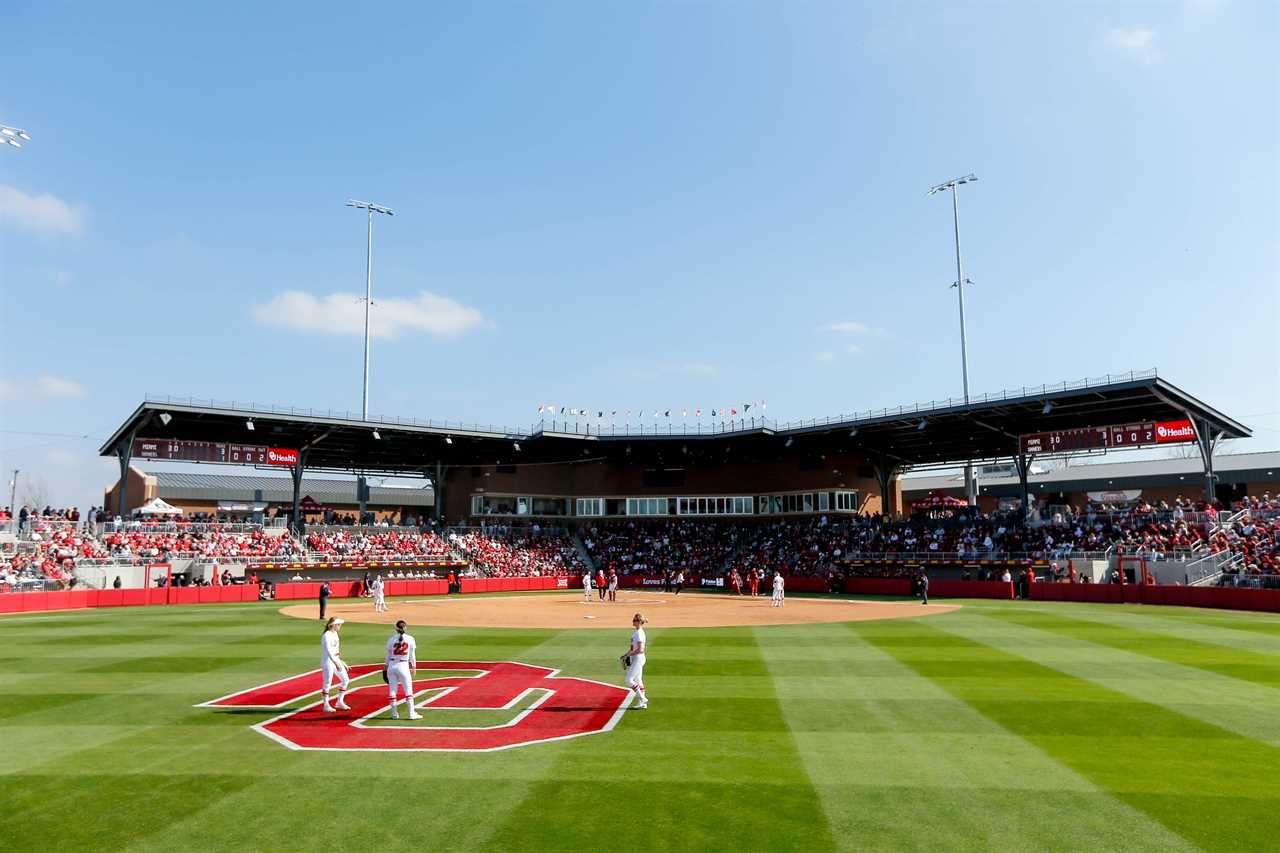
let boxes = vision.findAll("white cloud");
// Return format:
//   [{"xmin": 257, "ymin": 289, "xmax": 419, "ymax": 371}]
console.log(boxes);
[
  {"xmin": 251, "ymin": 290, "xmax": 486, "ymax": 339},
  {"xmin": 1103, "ymin": 27, "xmax": 1158, "ymax": 63},
  {"xmin": 820, "ymin": 321, "xmax": 870, "ymax": 334},
  {"xmin": 679, "ymin": 362, "xmax": 718, "ymax": 377},
  {"xmin": 814, "ymin": 351, "xmax": 835, "ymax": 362},
  {"xmin": 0, "ymin": 375, "xmax": 88, "ymax": 401},
  {"xmin": 846, "ymin": 343, "xmax": 862, "ymax": 355},
  {"xmin": 0, "ymin": 184, "xmax": 86, "ymax": 235}
]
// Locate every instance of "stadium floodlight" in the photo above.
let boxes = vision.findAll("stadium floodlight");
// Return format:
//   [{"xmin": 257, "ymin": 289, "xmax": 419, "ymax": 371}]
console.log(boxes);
[
  {"xmin": 0, "ymin": 125, "xmax": 31, "ymax": 148},
  {"xmin": 513, "ymin": 442, "xmax": 521, "ymax": 451},
  {"xmin": 1042, "ymin": 401, "xmax": 1054, "ymax": 415},
  {"xmin": 849, "ymin": 427, "xmax": 858, "ymax": 437},
  {"xmin": 444, "ymin": 435, "xmax": 453, "ymax": 445},
  {"xmin": 929, "ymin": 172, "xmax": 978, "ymax": 506},
  {"xmin": 784, "ymin": 436, "xmax": 794, "ymax": 448},
  {"xmin": 158, "ymin": 413, "xmax": 172, "ymax": 427},
  {"xmin": 372, "ymin": 430, "xmax": 381, "ymax": 440},
  {"xmin": 917, "ymin": 419, "xmax": 928, "ymax": 431},
  {"xmin": 245, "ymin": 419, "xmax": 255, "ymax": 431}
]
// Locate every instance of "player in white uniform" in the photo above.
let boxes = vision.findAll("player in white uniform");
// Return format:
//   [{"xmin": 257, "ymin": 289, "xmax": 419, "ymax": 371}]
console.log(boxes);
[
  {"xmin": 384, "ymin": 619, "xmax": 421, "ymax": 720},
  {"xmin": 320, "ymin": 617, "xmax": 351, "ymax": 712},
  {"xmin": 771, "ymin": 572, "xmax": 785, "ymax": 608},
  {"xmin": 582, "ymin": 570, "xmax": 594, "ymax": 603},
  {"xmin": 372, "ymin": 575, "xmax": 387, "ymax": 612},
  {"xmin": 624, "ymin": 613, "xmax": 649, "ymax": 709}
]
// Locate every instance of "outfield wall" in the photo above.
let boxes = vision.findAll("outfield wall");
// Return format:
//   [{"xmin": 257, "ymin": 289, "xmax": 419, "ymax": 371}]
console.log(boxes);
[{"xmin": 4, "ymin": 577, "xmax": 1277, "ymax": 614}]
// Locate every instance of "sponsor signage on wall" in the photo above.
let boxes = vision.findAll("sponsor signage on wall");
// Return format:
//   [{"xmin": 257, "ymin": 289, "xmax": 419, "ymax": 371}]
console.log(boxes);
[
  {"xmin": 1154, "ymin": 420, "xmax": 1196, "ymax": 444},
  {"xmin": 266, "ymin": 447, "xmax": 298, "ymax": 466}
]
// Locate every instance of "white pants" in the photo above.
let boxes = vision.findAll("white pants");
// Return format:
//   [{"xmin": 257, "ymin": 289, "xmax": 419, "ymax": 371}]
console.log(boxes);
[
  {"xmin": 772, "ymin": 589, "xmax": 783, "ymax": 606},
  {"xmin": 374, "ymin": 593, "xmax": 385, "ymax": 609},
  {"xmin": 387, "ymin": 662, "xmax": 413, "ymax": 699},
  {"xmin": 625, "ymin": 654, "xmax": 646, "ymax": 688},
  {"xmin": 322, "ymin": 659, "xmax": 349, "ymax": 693}
]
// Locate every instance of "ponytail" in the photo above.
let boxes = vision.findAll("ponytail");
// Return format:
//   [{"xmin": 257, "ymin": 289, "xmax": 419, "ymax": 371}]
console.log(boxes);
[{"xmin": 323, "ymin": 616, "xmax": 337, "ymax": 634}]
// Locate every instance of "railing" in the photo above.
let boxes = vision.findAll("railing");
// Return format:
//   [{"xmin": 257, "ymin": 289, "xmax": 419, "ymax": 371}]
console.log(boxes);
[
  {"xmin": 100, "ymin": 521, "xmax": 269, "ymax": 534},
  {"xmin": 1186, "ymin": 550, "xmax": 1238, "ymax": 586},
  {"xmin": 146, "ymin": 369, "xmax": 1160, "ymax": 441},
  {"xmin": 1218, "ymin": 573, "xmax": 1280, "ymax": 590}
]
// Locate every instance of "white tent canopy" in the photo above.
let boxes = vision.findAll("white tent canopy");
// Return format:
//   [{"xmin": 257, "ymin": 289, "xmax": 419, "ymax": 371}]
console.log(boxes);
[{"xmin": 134, "ymin": 497, "xmax": 183, "ymax": 516}]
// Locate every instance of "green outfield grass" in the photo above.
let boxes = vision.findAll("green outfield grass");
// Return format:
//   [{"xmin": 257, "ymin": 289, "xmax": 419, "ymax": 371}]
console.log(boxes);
[{"xmin": 1, "ymin": 597, "xmax": 1277, "ymax": 852}]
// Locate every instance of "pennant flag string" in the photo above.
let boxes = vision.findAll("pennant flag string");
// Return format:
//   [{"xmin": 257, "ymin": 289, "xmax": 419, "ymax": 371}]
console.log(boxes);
[{"xmin": 534, "ymin": 400, "xmax": 770, "ymax": 420}]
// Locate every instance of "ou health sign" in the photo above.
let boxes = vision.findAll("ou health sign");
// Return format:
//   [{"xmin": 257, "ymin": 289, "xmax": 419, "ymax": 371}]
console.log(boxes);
[
  {"xmin": 1155, "ymin": 420, "xmax": 1196, "ymax": 444},
  {"xmin": 266, "ymin": 447, "xmax": 299, "ymax": 466}
]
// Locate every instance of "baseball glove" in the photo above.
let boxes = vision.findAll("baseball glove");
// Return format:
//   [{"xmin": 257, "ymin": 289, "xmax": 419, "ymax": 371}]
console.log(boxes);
[
  {"xmin": 381, "ymin": 666, "xmax": 389, "ymax": 683},
  {"xmin": 619, "ymin": 653, "xmax": 632, "ymax": 671}
]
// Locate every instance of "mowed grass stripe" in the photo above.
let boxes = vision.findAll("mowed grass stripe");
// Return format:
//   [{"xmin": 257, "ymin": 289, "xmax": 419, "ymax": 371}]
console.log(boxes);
[
  {"xmin": 979, "ymin": 607, "xmax": 1280, "ymax": 690},
  {"xmin": 758, "ymin": 621, "xmax": 1196, "ymax": 852},
  {"xmin": 5, "ymin": 616, "xmax": 579, "ymax": 852},
  {"xmin": 860, "ymin": 614, "xmax": 1280, "ymax": 851},
  {"xmin": 960, "ymin": 608, "xmax": 1280, "ymax": 746},
  {"xmin": 480, "ymin": 626, "xmax": 838, "ymax": 852},
  {"xmin": 991, "ymin": 602, "xmax": 1280, "ymax": 658}
]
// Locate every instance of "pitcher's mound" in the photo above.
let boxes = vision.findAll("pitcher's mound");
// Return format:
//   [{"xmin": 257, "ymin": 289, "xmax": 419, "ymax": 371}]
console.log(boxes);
[{"xmin": 282, "ymin": 591, "xmax": 958, "ymax": 629}]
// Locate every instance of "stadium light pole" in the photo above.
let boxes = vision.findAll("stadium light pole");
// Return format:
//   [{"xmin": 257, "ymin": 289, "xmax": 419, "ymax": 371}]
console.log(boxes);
[
  {"xmin": 8, "ymin": 469, "xmax": 17, "ymax": 534},
  {"xmin": 346, "ymin": 199, "xmax": 395, "ymax": 420},
  {"xmin": 928, "ymin": 173, "xmax": 978, "ymax": 507},
  {"xmin": 346, "ymin": 199, "xmax": 394, "ymax": 524}
]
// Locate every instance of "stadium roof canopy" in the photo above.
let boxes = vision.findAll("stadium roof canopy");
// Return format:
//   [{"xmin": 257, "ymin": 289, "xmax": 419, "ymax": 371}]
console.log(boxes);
[
  {"xmin": 149, "ymin": 470, "xmax": 433, "ymax": 507},
  {"xmin": 100, "ymin": 370, "xmax": 1249, "ymax": 477}
]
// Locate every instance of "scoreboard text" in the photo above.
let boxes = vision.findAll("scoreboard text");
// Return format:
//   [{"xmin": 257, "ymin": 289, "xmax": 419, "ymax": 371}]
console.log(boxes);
[
  {"xmin": 1019, "ymin": 419, "xmax": 1195, "ymax": 455},
  {"xmin": 131, "ymin": 439, "xmax": 297, "ymax": 466}
]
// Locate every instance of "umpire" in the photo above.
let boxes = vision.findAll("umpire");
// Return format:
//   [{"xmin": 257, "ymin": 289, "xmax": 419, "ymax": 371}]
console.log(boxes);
[
  {"xmin": 919, "ymin": 571, "xmax": 929, "ymax": 606},
  {"xmin": 319, "ymin": 581, "xmax": 330, "ymax": 620}
]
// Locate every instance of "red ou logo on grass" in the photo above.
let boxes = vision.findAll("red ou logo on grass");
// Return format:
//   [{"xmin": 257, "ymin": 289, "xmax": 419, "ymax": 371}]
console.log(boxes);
[{"xmin": 197, "ymin": 662, "xmax": 633, "ymax": 752}]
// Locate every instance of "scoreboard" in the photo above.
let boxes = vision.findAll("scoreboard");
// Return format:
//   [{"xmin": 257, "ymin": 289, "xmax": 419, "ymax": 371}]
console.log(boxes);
[
  {"xmin": 1019, "ymin": 419, "xmax": 1195, "ymax": 455},
  {"xmin": 131, "ymin": 439, "xmax": 298, "ymax": 466}
]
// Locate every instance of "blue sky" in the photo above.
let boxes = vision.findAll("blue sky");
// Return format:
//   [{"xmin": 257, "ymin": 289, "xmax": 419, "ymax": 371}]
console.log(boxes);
[{"xmin": 1, "ymin": 1, "xmax": 1277, "ymax": 508}]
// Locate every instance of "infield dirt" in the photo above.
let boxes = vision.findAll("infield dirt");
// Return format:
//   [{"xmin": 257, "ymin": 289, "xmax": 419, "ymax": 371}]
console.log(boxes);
[{"xmin": 281, "ymin": 591, "xmax": 960, "ymax": 629}]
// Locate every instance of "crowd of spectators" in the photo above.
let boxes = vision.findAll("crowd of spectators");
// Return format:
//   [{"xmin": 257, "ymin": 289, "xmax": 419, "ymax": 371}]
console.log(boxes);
[
  {"xmin": 303, "ymin": 529, "xmax": 452, "ymax": 561},
  {"xmin": 101, "ymin": 526, "xmax": 304, "ymax": 563},
  {"xmin": 1213, "ymin": 493, "xmax": 1280, "ymax": 576},
  {"xmin": 581, "ymin": 520, "xmax": 745, "ymax": 577},
  {"xmin": 452, "ymin": 527, "xmax": 585, "ymax": 577}
]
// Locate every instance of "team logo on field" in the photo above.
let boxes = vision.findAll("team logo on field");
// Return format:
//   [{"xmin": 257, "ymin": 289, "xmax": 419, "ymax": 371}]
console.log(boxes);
[{"xmin": 197, "ymin": 661, "xmax": 632, "ymax": 752}]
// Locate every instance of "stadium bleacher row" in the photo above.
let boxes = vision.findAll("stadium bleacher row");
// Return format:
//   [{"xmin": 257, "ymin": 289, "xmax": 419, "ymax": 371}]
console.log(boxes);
[{"xmin": 4, "ymin": 495, "xmax": 1277, "ymax": 591}]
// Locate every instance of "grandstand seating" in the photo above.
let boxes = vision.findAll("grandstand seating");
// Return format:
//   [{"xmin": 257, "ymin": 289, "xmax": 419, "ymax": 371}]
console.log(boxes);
[
  {"xmin": 452, "ymin": 528, "xmax": 584, "ymax": 577},
  {"xmin": 303, "ymin": 528, "xmax": 452, "ymax": 561},
  {"xmin": 581, "ymin": 520, "xmax": 745, "ymax": 577},
  {"xmin": 4, "ymin": 496, "xmax": 1277, "ymax": 593}
]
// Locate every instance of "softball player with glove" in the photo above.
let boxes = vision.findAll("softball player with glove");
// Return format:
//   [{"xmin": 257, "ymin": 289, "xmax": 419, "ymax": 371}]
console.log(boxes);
[{"xmin": 622, "ymin": 612, "xmax": 648, "ymax": 709}]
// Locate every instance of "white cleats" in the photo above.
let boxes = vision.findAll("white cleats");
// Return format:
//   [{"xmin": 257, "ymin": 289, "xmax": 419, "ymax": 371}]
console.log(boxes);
[
  {"xmin": 335, "ymin": 700, "xmax": 350, "ymax": 710},
  {"xmin": 390, "ymin": 709, "xmax": 400, "ymax": 719},
  {"xmin": 322, "ymin": 704, "xmax": 334, "ymax": 713},
  {"xmin": 408, "ymin": 711, "xmax": 423, "ymax": 720},
  {"xmin": 636, "ymin": 701, "xmax": 648, "ymax": 710}
]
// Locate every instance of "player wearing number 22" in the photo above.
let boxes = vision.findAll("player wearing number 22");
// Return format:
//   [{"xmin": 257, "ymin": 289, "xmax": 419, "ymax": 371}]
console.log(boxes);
[
  {"xmin": 625, "ymin": 613, "xmax": 649, "ymax": 710},
  {"xmin": 385, "ymin": 619, "xmax": 421, "ymax": 720}
]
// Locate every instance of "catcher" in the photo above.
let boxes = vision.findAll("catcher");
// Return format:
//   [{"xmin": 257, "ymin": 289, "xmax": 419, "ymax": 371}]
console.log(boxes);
[{"xmin": 619, "ymin": 612, "xmax": 649, "ymax": 709}]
